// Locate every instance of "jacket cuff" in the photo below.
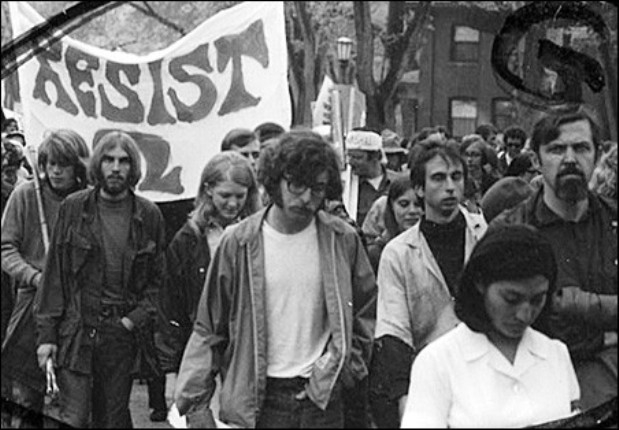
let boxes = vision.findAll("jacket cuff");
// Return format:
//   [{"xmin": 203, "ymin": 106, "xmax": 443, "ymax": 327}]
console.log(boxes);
[
  {"xmin": 37, "ymin": 328, "xmax": 58, "ymax": 346},
  {"xmin": 25, "ymin": 268, "xmax": 40, "ymax": 288},
  {"xmin": 127, "ymin": 306, "xmax": 150, "ymax": 329}
]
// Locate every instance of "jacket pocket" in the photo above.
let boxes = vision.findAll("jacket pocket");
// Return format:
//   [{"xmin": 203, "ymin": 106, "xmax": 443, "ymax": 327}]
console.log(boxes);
[
  {"xmin": 57, "ymin": 320, "xmax": 80, "ymax": 368},
  {"xmin": 68, "ymin": 232, "xmax": 92, "ymax": 277},
  {"xmin": 129, "ymin": 240, "xmax": 157, "ymax": 294}
]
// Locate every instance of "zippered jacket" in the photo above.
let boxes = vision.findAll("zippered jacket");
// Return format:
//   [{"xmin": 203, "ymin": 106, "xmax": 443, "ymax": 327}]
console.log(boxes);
[{"xmin": 174, "ymin": 206, "xmax": 377, "ymax": 428}]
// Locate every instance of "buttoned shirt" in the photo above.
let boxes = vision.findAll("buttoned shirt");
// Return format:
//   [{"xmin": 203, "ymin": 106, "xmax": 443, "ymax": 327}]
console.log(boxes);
[{"xmin": 401, "ymin": 323, "xmax": 580, "ymax": 428}]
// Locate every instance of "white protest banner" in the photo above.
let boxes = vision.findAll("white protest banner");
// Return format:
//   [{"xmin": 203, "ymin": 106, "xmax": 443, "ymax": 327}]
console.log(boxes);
[{"xmin": 8, "ymin": 1, "xmax": 291, "ymax": 202}]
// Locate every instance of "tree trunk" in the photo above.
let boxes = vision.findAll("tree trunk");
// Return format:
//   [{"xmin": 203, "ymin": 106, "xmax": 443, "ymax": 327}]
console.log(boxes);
[
  {"xmin": 354, "ymin": 1, "xmax": 432, "ymax": 131},
  {"xmin": 292, "ymin": 1, "xmax": 317, "ymax": 127},
  {"xmin": 353, "ymin": 2, "xmax": 380, "ymax": 130}
]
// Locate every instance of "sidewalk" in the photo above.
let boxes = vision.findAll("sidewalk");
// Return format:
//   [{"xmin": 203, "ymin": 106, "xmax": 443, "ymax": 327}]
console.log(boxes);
[{"xmin": 130, "ymin": 373, "xmax": 221, "ymax": 429}]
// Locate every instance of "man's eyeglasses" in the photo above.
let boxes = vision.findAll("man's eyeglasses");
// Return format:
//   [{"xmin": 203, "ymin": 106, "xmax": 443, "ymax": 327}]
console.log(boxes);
[{"xmin": 284, "ymin": 174, "xmax": 328, "ymax": 197}]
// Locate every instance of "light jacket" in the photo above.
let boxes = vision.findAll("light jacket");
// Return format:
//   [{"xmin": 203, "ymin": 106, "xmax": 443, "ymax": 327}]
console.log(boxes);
[
  {"xmin": 375, "ymin": 207, "xmax": 487, "ymax": 352},
  {"xmin": 174, "ymin": 206, "xmax": 376, "ymax": 428}
]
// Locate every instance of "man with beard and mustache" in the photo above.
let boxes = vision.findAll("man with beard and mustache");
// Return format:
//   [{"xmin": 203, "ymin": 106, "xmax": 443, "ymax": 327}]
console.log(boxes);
[
  {"xmin": 490, "ymin": 108, "xmax": 617, "ymax": 412},
  {"xmin": 174, "ymin": 131, "xmax": 376, "ymax": 428},
  {"xmin": 370, "ymin": 141, "xmax": 486, "ymax": 427},
  {"xmin": 34, "ymin": 131, "xmax": 166, "ymax": 428},
  {"xmin": 2, "ymin": 130, "xmax": 90, "ymax": 428}
]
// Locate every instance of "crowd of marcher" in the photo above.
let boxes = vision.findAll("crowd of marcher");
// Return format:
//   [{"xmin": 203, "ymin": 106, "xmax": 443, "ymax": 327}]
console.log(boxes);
[{"xmin": 0, "ymin": 105, "xmax": 616, "ymax": 429}]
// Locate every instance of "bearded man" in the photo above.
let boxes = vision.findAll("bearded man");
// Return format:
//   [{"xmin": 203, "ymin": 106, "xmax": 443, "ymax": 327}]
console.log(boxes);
[
  {"xmin": 491, "ymin": 108, "xmax": 617, "ymax": 412},
  {"xmin": 34, "ymin": 131, "xmax": 166, "ymax": 428}
]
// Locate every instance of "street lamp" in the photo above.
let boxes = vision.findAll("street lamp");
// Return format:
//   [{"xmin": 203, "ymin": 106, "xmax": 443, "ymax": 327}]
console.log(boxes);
[{"xmin": 336, "ymin": 37, "xmax": 353, "ymax": 84}]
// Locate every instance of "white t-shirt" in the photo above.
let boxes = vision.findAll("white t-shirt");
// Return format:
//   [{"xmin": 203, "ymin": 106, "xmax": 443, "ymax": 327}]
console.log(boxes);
[
  {"xmin": 262, "ymin": 218, "xmax": 330, "ymax": 378},
  {"xmin": 401, "ymin": 323, "xmax": 580, "ymax": 428}
]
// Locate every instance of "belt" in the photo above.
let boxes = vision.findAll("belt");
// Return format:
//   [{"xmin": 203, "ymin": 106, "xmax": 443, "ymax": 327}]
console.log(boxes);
[
  {"xmin": 266, "ymin": 377, "xmax": 308, "ymax": 392},
  {"xmin": 99, "ymin": 303, "xmax": 130, "ymax": 318}
]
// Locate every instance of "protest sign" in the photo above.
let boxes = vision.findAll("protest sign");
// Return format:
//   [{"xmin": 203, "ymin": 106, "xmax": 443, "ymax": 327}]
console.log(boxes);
[{"xmin": 8, "ymin": 1, "xmax": 291, "ymax": 201}]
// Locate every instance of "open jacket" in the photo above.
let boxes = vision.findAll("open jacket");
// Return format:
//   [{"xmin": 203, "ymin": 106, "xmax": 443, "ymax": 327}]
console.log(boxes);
[
  {"xmin": 34, "ymin": 187, "xmax": 166, "ymax": 377},
  {"xmin": 161, "ymin": 218, "xmax": 211, "ymax": 372},
  {"xmin": 375, "ymin": 207, "xmax": 487, "ymax": 353},
  {"xmin": 174, "ymin": 206, "xmax": 377, "ymax": 428}
]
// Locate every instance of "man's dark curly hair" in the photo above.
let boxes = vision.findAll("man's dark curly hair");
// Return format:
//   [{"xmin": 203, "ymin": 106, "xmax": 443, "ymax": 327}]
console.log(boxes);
[{"xmin": 258, "ymin": 130, "xmax": 343, "ymax": 207}]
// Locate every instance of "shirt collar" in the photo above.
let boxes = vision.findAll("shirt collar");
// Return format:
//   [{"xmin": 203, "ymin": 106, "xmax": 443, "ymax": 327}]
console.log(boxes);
[
  {"xmin": 459, "ymin": 323, "xmax": 549, "ymax": 363},
  {"xmin": 533, "ymin": 187, "xmax": 598, "ymax": 226}
]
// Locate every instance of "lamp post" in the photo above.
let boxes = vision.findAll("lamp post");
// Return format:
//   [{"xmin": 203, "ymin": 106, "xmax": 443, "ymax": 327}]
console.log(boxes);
[
  {"xmin": 333, "ymin": 37, "xmax": 356, "ymax": 146},
  {"xmin": 336, "ymin": 37, "xmax": 353, "ymax": 85},
  {"xmin": 333, "ymin": 36, "xmax": 359, "ymax": 220}
]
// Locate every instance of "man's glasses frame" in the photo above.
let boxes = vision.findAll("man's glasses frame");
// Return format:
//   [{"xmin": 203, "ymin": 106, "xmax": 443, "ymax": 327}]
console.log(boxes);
[{"xmin": 284, "ymin": 174, "xmax": 328, "ymax": 197}]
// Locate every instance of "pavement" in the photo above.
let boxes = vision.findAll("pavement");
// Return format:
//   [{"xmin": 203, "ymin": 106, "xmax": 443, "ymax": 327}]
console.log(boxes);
[
  {"xmin": 131, "ymin": 373, "xmax": 221, "ymax": 429},
  {"xmin": 130, "ymin": 374, "xmax": 175, "ymax": 429}
]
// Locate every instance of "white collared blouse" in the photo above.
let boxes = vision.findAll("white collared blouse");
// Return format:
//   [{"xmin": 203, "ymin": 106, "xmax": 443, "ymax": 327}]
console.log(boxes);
[{"xmin": 401, "ymin": 323, "xmax": 580, "ymax": 428}]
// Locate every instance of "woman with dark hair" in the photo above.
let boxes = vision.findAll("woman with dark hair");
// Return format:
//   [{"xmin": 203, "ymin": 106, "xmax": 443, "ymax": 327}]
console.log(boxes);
[
  {"xmin": 363, "ymin": 175, "xmax": 422, "ymax": 274},
  {"xmin": 505, "ymin": 151, "xmax": 540, "ymax": 183},
  {"xmin": 461, "ymin": 134, "xmax": 499, "ymax": 206},
  {"xmin": 401, "ymin": 225, "xmax": 580, "ymax": 428}
]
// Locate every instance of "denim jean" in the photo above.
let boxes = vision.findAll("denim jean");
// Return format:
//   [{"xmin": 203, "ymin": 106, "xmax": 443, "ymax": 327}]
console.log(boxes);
[
  {"xmin": 55, "ymin": 317, "xmax": 136, "ymax": 428},
  {"xmin": 147, "ymin": 374, "xmax": 167, "ymax": 411},
  {"xmin": 256, "ymin": 377, "xmax": 344, "ymax": 429}
]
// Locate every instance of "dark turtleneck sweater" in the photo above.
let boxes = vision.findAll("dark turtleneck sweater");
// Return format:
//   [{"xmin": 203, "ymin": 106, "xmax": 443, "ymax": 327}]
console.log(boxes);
[{"xmin": 420, "ymin": 210, "xmax": 466, "ymax": 296}]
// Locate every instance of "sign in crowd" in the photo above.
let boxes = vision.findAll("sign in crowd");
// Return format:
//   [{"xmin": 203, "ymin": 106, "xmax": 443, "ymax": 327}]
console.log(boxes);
[{"xmin": 9, "ymin": 1, "xmax": 291, "ymax": 202}]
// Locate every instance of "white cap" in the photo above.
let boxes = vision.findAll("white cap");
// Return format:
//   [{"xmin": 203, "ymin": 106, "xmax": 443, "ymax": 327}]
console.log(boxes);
[{"xmin": 345, "ymin": 130, "xmax": 382, "ymax": 151}]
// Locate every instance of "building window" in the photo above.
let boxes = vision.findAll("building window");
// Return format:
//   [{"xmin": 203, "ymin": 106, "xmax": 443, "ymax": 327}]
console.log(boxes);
[
  {"xmin": 451, "ymin": 25, "xmax": 479, "ymax": 62},
  {"xmin": 450, "ymin": 98, "xmax": 477, "ymax": 138},
  {"xmin": 492, "ymin": 98, "xmax": 516, "ymax": 131}
]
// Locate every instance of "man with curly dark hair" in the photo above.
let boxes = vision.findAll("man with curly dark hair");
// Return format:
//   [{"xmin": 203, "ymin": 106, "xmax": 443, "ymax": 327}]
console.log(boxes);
[{"xmin": 174, "ymin": 130, "xmax": 376, "ymax": 428}]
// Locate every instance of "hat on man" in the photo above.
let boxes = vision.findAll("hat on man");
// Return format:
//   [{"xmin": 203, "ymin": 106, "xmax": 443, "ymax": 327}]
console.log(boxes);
[
  {"xmin": 346, "ymin": 130, "xmax": 382, "ymax": 152},
  {"xmin": 4, "ymin": 131, "xmax": 25, "ymax": 146},
  {"xmin": 480, "ymin": 177, "xmax": 534, "ymax": 223},
  {"xmin": 381, "ymin": 129, "xmax": 407, "ymax": 154}
]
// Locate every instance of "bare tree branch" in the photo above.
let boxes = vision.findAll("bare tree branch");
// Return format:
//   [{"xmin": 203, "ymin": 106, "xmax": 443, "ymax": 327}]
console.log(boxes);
[
  {"xmin": 128, "ymin": 1, "xmax": 186, "ymax": 36},
  {"xmin": 380, "ymin": 1, "xmax": 432, "ymax": 101}
]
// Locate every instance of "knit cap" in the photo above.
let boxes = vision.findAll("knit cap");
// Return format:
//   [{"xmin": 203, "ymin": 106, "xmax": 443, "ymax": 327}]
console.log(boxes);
[
  {"xmin": 346, "ymin": 130, "xmax": 382, "ymax": 151},
  {"xmin": 481, "ymin": 177, "xmax": 534, "ymax": 223}
]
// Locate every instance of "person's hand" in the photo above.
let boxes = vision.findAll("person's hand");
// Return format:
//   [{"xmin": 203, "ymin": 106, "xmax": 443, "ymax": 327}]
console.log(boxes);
[
  {"xmin": 37, "ymin": 343, "xmax": 58, "ymax": 372},
  {"xmin": 551, "ymin": 286, "xmax": 585, "ymax": 315},
  {"xmin": 32, "ymin": 272, "xmax": 42, "ymax": 288},
  {"xmin": 120, "ymin": 316, "xmax": 135, "ymax": 331}
]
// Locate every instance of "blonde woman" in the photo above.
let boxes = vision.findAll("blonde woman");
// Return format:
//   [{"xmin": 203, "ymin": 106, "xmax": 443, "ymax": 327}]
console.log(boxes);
[{"xmin": 162, "ymin": 151, "xmax": 261, "ymax": 373}]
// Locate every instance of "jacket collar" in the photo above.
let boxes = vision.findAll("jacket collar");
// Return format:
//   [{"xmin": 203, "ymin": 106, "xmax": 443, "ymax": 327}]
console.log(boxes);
[
  {"xmin": 81, "ymin": 186, "xmax": 142, "ymax": 224},
  {"xmin": 234, "ymin": 204, "xmax": 349, "ymax": 245},
  {"xmin": 400, "ymin": 206, "xmax": 486, "ymax": 248}
]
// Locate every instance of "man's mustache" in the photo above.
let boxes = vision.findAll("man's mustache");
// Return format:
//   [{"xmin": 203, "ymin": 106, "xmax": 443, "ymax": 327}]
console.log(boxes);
[{"xmin": 558, "ymin": 165, "xmax": 585, "ymax": 179}]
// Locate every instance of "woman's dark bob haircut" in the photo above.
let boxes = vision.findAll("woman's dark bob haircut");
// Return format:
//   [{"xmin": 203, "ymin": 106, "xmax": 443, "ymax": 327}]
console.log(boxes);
[{"xmin": 455, "ymin": 224, "xmax": 558, "ymax": 334}]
